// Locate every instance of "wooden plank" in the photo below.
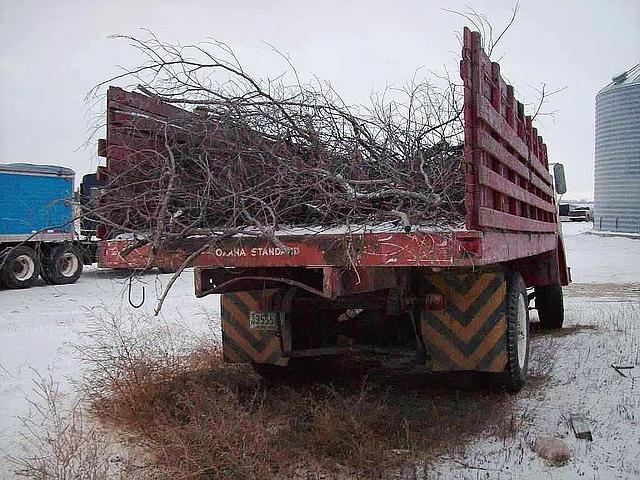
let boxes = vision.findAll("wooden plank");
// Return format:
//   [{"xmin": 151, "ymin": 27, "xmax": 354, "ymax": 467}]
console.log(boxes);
[
  {"xmin": 108, "ymin": 110, "xmax": 173, "ymax": 135},
  {"xmin": 97, "ymin": 138, "xmax": 107, "ymax": 158},
  {"xmin": 531, "ymin": 150, "xmax": 548, "ymax": 175},
  {"xmin": 478, "ymin": 131, "xmax": 553, "ymax": 196},
  {"xmin": 479, "ymin": 96, "xmax": 529, "ymax": 160},
  {"xmin": 107, "ymin": 130, "xmax": 165, "ymax": 152},
  {"xmin": 530, "ymin": 158, "xmax": 553, "ymax": 186},
  {"xmin": 106, "ymin": 144, "xmax": 163, "ymax": 164},
  {"xmin": 478, "ymin": 130, "xmax": 529, "ymax": 178},
  {"xmin": 481, "ymin": 232, "xmax": 557, "ymax": 263},
  {"xmin": 506, "ymin": 85, "xmax": 515, "ymax": 127},
  {"xmin": 529, "ymin": 169, "xmax": 555, "ymax": 197},
  {"xmin": 108, "ymin": 100, "xmax": 204, "ymax": 132},
  {"xmin": 108, "ymin": 86, "xmax": 187, "ymax": 120},
  {"xmin": 108, "ymin": 100, "xmax": 168, "ymax": 122},
  {"xmin": 478, "ymin": 166, "xmax": 556, "ymax": 213},
  {"xmin": 479, "ymin": 98, "xmax": 553, "ymax": 187},
  {"xmin": 478, "ymin": 207, "xmax": 557, "ymax": 232},
  {"xmin": 107, "ymin": 111, "xmax": 206, "ymax": 147},
  {"xmin": 523, "ymin": 117, "xmax": 553, "ymax": 183},
  {"xmin": 532, "ymin": 126, "xmax": 540, "ymax": 160},
  {"xmin": 461, "ymin": 27, "xmax": 481, "ymax": 231}
]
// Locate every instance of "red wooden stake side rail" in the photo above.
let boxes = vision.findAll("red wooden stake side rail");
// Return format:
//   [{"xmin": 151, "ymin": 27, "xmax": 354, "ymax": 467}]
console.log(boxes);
[
  {"xmin": 97, "ymin": 28, "xmax": 569, "ymax": 286},
  {"xmin": 460, "ymin": 27, "xmax": 556, "ymax": 233}
]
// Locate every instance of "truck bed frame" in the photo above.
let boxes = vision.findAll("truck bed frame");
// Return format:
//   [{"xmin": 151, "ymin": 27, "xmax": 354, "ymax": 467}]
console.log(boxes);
[
  {"xmin": 98, "ymin": 27, "xmax": 569, "ymax": 286},
  {"xmin": 96, "ymin": 28, "xmax": 570, "ymax": 389}
]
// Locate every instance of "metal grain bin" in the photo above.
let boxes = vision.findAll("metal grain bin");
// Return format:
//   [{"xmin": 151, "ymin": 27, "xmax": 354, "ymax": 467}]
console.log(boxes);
[{"xmin": 594, "ymin": 63, "xmax": 640, "ymax": 233}]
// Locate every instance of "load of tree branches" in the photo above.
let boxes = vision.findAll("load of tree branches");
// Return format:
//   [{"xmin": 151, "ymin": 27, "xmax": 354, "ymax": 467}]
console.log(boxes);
[{"xmin": 93, "ymin": 34, "xmax": 466, "ymax": 247}]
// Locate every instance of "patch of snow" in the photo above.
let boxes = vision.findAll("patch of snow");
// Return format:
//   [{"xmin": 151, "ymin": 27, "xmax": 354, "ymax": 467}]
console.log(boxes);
[
  {"xmin": 0, "ymin": 267, "xmax": 220, "ymax": 475},
  {"xmin": 430, "ymin": 296, "xmax": 640, "ymax": 479},
  {"xmin": 562, "ymin": 221, "xmax": 640, "ymax": 283}
]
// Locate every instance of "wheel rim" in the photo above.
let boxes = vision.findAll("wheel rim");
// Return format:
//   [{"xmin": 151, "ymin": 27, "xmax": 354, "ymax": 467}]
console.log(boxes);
[
  {"xmin": 13, "ymin": 254, "xmax": 35, "ymax": 281},
  {"xmin": 516, "ymin": 293, "xmax": 528, "ymax": 369},
  {"xmin": 58, "ymin": 253, "xmax": 79, "ymax": 277}
]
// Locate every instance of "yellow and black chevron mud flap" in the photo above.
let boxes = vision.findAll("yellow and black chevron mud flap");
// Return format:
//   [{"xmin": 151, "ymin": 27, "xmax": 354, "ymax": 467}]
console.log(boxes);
[
  {"xmin": 420, "ymin": 271, "xmax": 507, "ymax": 372},
  {"xmin": 221, "ymin": 289, "xmax": 289, "ymax": 366}
]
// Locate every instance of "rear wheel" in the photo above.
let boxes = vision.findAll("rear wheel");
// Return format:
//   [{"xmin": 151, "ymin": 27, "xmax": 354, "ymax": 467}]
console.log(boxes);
[
  {"xmin": 504, "ymin": 271, "xmax": 530, "ymax": 392},
  {"xmin": 42, "ymin": 244, "xmax": 83, "ymax": 285},
  {"xmin": 535, "ymin": 284, "xmax": 564, "ymax": 329},
  {"xmin": 1, "ymin": 246, "xmax": 40, "ymax": 289}
]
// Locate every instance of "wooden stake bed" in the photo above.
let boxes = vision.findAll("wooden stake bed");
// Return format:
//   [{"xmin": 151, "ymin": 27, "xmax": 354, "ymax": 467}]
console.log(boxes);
[
  {"xmin": 95, "ymin": 29, "xmax": 572, "ymax": 382},
  {"xmin": 97, "ymin": 27, "xmax": 569, "ymax": 287}
]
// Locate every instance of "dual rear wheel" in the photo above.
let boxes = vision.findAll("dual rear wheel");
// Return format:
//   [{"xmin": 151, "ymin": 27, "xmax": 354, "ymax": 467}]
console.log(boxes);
[
  {"xmin": 41, "ymin": 244, "xmax": 83, "ymax": 285},
  {"xmin": 1, "ymin": 246, "xmax": 41, "ymax": 288},
  {"xmin": 1, "ymin": 244, "xmax": 82, "ymax": 289}
]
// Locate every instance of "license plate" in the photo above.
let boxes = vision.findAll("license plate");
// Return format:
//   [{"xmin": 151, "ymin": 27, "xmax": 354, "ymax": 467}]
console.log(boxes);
[{"xmin": 249, "ymin": 311, "xmax": 281, "ymax": 330}]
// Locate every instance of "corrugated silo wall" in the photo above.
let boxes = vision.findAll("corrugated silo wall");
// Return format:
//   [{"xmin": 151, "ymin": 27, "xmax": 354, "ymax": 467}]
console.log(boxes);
[{"xmin": 594, "ymin": 83, "xmax": 640, "ymax": 233}]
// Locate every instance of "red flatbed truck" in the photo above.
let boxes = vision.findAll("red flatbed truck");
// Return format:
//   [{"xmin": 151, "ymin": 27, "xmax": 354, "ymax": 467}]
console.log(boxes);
[{"xmin": 97, "ymin": 28, "xmax": 570, "ymax": 391}]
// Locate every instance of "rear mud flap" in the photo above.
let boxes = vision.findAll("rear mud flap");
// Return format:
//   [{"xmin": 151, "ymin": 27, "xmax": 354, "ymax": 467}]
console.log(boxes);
[
  {"xmin": 420, "ymin": 271, "xmax": 507, "ymax": 372},
  {"xmin": 221, "ymin": 289, "xmax": 288, "ymax": 366}
]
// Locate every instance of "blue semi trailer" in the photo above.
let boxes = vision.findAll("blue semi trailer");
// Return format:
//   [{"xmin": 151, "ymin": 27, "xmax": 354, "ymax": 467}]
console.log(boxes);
[{"xmin": 0, "ymin": 163, "xmax": 91, "ymax": 288}]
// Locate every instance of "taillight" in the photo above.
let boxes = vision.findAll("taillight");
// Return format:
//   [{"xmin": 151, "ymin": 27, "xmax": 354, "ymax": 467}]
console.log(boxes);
[
  {"xmin": 425, "ymin": 293, "xmax": 445, "ymax": 310},
  {"xmin": 97, "ymin": 166, "xmax": 107, "ymax": 182},
  {"xmin": 460, "ymin": 237, "xmax": 481, "ymax": 255}
]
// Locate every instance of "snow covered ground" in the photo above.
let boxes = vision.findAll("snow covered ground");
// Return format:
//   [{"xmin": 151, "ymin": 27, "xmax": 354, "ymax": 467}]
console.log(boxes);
[
  {"xmin": 0, "ymin": 267, "xmax": 220, "ymax": 475},
  {"xmin": 432, "ymin": 222, "xmax": 640, "ymax": 479},
  {"xmin": 563, "ymin": 221, "xmax": 640, "ymax": 283},
  {"xmin": 0, "ymin": 221, "xmax": 638, "ymax": 478}
]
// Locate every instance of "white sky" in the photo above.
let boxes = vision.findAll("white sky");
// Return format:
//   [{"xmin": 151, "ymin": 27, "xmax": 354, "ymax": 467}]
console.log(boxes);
[{"xmin": 1, "ymin": 0, "xmax": 638, "ymax": 200}]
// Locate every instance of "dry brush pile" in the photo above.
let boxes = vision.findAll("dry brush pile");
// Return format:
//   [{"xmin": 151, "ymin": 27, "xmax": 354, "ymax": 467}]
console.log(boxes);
[
  {"xmin": 92, "ymin": 34, "xmax": 466, "ymax": 248},
  {"xmin": 12, "ymin": 306, "xmax": 527, "ymax": 479},
  {"xmin": 11, "ymin": 309, "xmax": 518, "ymax": 480}
]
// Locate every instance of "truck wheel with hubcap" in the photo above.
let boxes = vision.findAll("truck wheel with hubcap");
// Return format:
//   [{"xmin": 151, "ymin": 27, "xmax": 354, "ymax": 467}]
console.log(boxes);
[
  {"xmin": 42, "ymin": 244, "xmax": 83, "ymax": 285},
  {"xmin": 535, "ymin": 284, "xmax": 564, "ymax": 330},
  {"xmin": 1, "ymin": 246, "xmax": 40, "ymax": 289},
  {"xmin": 504, "ymin": 271, "xmax": 530, "ymax": 392}
]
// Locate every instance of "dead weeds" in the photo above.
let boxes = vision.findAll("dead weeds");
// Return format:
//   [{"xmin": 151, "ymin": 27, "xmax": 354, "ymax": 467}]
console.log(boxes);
[
  {"xmin": 79, "ymin": 348, "xmax": 520, "ymax": 479},
  {"xmin": 14, "ymin": 310, "xmax": 527, "ymax": 479}
]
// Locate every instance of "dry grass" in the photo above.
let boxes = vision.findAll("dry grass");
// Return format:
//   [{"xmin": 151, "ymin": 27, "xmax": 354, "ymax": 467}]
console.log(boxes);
[
  {"xmin": 81, "ymin": 350, "xmax": 519, "ymax": 479},
  {"xmin": 10, "ymin": 373, "xmax": 117, "ymax": 480},
  {"xmin": 13, "ymin": 311, "xmax": 524, "ymax": 479}
]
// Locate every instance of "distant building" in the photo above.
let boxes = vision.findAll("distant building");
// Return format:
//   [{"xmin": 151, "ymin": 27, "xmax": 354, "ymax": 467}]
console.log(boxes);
[{"xmin": 593, "ymin": 63, "xmax": 640, "ymax": 233}]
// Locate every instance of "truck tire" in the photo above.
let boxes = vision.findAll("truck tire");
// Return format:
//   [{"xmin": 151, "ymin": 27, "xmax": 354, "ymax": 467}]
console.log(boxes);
[
  {"xmin": 535, "ymin": 284, "xmax": 564, "ymax": 330},
  {"xmin": 1, "ymin": 246, "xmax": 40, "ymax": 289},
  {"xmin": 41, "ymin": 244, "xmax": 83, "ymax": 285},
  {"xmin": 503, "ymin": 271, "xmax": 530, "ymax": 392}
]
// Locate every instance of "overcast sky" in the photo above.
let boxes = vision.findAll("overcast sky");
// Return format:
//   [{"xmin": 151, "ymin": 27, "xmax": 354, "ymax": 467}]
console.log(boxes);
[{"xmin": 1, "ymin": 0, "xmax": 638, "ymax": 200}]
